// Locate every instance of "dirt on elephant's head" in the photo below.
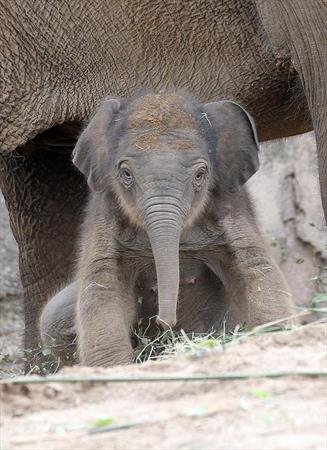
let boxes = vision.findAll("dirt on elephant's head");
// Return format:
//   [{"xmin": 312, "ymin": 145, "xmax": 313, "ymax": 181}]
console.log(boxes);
[{"xmin": 127, "ymin": 93, "xmax": 198, "ymax": 151}]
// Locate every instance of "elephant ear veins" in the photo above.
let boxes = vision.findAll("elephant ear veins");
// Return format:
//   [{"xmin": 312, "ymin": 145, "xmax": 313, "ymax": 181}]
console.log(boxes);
[{"xmin": 127, "ymin": 94, "xmax": 197, "ymax": 151}]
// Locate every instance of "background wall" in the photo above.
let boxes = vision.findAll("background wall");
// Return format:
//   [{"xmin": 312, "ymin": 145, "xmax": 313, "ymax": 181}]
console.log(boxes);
[
  {"xmin": 0, "ymin": 192, "xmax": 23, "ymax": 374},
  {"xmin": 248, "ymin": 132, "xmax": 326, "ymax": 313}
]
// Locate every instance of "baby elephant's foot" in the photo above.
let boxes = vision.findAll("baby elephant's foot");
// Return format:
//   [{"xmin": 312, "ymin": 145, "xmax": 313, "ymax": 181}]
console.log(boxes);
[{"xmin": 79, "ymin": 344, "xmax": 134, "ymax": 367}]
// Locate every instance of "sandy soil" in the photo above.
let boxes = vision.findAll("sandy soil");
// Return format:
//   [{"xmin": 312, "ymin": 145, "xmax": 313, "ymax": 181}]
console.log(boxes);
[{"xmin": 1, "ymin": 322, "xmax": 326, "ymax": 450}]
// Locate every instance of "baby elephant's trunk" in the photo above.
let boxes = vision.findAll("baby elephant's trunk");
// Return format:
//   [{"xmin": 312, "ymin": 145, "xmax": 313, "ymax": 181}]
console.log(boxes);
[{"xmin": 146, "ymin": 224, "xmax": 181, "ymax": 329}]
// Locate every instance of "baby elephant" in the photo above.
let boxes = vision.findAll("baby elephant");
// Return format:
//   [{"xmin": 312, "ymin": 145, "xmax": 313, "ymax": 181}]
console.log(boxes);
[{"xmin": 40, "ymin": 93, "xmax": 293, "ymax": 367}]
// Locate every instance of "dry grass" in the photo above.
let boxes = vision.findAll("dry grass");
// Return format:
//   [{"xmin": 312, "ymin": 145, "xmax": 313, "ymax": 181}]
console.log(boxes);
[
  {"xmin": 132, "ymin": 308, "xmax": 327, "ymax": 364},
  {"xmin": 3, "ymin": 305, "xmax": 326, "ymax": 377}
]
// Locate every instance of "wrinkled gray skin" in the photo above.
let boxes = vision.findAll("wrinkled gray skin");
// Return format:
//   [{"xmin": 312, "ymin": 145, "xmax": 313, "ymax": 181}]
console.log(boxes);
[
  {"xmin": 0, "ymin": 0, "xmax": 325, "ymax": 371},
  {"xmin": 40, "ymin": 282, "xmax": 77, "ymax": 364},
  {"xmin": 40, "ymin": 94, "xmax": 293, "ymax": 367}
]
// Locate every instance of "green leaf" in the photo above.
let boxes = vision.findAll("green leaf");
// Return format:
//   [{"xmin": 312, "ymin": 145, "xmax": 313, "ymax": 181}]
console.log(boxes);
[
  {"xmin": 250, "ymin": 389, "xmax": 272, "ymax": 399},
  {"xmin": 311, "ymin": 293, "xmax": 327, "ymax": 304},
  {"xmin": 90, "ymin": 417, "xmax": 116, "ymax": 429},
  {"xmin": 197, "ymin": 339, "xmax": 219, "ymax": 349}
]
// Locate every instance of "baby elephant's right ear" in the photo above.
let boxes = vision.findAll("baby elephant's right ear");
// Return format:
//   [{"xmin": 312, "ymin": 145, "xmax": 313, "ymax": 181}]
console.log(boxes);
[
  {"xmin": 202, "ymin": 100, "xmax": 259, "ymax": 193},
  {"xmin": 72, "ymin": 98, "xmax": 121, "ymax": 192}
]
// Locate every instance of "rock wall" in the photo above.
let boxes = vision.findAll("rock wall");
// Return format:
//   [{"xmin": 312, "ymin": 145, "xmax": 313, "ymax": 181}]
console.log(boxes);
[
  {"xmin": 0, "ymin": 194, "xmax": 21, "ymax": 300},
  {"xmin": 248, "ymin": 132, "xmax": 326, "ymax": 312},
  {"xmin": 0, "ymin": 192, "xmax": 23, "ymax": 375}
]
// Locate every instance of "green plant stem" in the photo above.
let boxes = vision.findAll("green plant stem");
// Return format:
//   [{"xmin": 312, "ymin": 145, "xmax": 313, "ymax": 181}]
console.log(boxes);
[
  {"xmin": 89, "ymin": 422, "xmax": 143, "ymax": 435},
  {"xmin": 6, "ymin": 370, "xmax": 327, "ymax": 385}
]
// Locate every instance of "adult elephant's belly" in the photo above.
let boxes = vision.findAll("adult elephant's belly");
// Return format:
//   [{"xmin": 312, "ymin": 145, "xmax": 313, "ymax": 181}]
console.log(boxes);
[
  {"xmin": 126, "ymin": 4, "xmax": 310, "ymax": 142},
  {"xmin": 1, "ymin": 0, "xmax": 311, "ymax": 154}
]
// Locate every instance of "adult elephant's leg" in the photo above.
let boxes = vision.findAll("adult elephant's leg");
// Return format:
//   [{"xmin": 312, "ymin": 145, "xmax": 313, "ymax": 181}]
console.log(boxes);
[
  {"xmin": 0, "ymin": 132, "xmax": 87, "ymax": 372},
  {"xmin": 257, "ymin": 0, "xmax": 327, "ymax": 221}
]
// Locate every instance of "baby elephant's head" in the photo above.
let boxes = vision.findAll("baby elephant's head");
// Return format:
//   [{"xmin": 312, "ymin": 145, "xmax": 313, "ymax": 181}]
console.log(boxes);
[{"xmin": 73, "ymin": 93, "xmax": 259, "ymax": 328}]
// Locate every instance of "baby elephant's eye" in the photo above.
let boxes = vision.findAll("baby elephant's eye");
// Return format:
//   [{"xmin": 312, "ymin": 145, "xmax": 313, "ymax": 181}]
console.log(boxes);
[
  {"xmin": 119, "ymin": 166, "xmax": 134, "ymax": 188},
  {"xmin": 193, "ymin": 166, "xmax": 207, "ymax": 190}
]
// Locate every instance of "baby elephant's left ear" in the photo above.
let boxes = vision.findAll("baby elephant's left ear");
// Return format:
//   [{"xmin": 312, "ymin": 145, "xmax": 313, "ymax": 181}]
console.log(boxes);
[
  {"xmin": 202, "ymin": 100, "xmax": 259, "ymax": 193},
  {"xmin": 72, "ymin": 97, "xmax": 121, "ymax": 192}
]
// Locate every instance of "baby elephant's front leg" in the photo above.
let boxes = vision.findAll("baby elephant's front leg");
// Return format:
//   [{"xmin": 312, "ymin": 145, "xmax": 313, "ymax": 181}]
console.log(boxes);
[
  {"xmin": 212, "ymin": 228, "xmax": 294, "ymax": 328},
  {"xmin": 229, "ymin": 252, "xmax": 293, "ymax": 327},
  {"xmin": 77, "ymin": 274, "xmax": 136, "ymax": 367}
]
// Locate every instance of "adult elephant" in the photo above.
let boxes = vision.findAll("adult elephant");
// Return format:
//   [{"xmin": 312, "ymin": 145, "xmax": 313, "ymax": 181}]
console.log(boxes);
[{"xmin": 0, "ymin": 0, "xmax": 326, "ymax": 370}]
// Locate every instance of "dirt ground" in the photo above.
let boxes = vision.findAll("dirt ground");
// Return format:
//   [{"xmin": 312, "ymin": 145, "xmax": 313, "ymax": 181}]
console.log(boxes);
[{"xmin": 1, "ymin": 322, "xmax": 326, "ymax": 450}]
